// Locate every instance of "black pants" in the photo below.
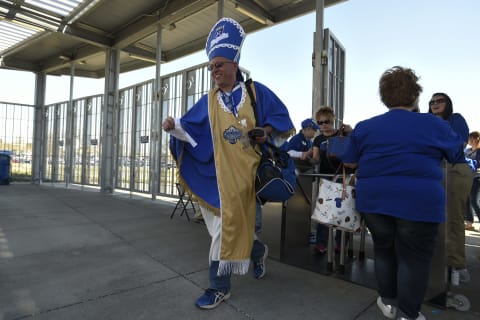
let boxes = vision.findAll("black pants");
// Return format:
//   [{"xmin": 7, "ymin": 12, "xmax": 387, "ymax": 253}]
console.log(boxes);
[{"xmin": 364, "ymin": 213, "xmax": 439, "ymax": 319}]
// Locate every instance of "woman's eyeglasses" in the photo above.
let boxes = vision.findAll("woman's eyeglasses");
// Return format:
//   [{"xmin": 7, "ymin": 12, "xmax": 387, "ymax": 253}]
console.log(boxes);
[
  {"xmin": 207, "ymin": 61, "xmax": 234, "ymax": 71},
  {"xmin": 317, "ymin": 120, "xmax": 331, "ymax": 125},
  {"xmin": 429, "ymin": 98, "xmax": 445, "ymax": 106}
]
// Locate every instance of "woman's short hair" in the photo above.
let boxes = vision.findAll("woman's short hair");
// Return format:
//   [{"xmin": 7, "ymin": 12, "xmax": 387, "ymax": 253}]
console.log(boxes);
[
  {"xmin": 428, "ymin": 92, "xmax": 453, "ymax": 120},
  {"xmin": 469, "ymin": 131, "xmax": 480, "ymax": 142},
  {"xmin": 315, "ymin": 106, "xmax": 335, "ymax": 121},
  {"xmin": 379, "ymin": 66, "xmax": 422, "ymax": 108}
]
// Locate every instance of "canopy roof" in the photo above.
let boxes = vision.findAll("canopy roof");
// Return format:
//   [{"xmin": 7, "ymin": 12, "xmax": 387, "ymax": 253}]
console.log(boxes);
[{"xmin": 0, "ymin": 0, "xmax": 346, "ymax": 78}]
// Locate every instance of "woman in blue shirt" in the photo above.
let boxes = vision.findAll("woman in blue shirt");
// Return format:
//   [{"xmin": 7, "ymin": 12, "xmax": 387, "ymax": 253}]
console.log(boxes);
[
  {"xmin": 428, "ymin": 92, "xmax": 473, "ymax": 284},
  {"xmin": 343, "ymin": 66, "xmax": 465, "ymax": 320}
]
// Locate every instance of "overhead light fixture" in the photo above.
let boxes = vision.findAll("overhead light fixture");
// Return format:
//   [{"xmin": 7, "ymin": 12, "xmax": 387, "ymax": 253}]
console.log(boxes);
[
  {"xmin": 235, "ymin": 4, "xmax": 273, "ymax": 25},
  {"xmin": 59, "ymin": 55, "xmax": 72, "ymax": 61},
  {"xmin": 168, "ymin": 23, "xmax": 176, "ymax": 31},
  {"xmin": 129, "ymin": 53, "xmax": 157, "ymax": 64}
]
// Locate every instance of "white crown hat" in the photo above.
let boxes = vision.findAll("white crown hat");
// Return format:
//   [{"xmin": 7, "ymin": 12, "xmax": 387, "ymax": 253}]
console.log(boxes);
[{"xmin": 206, "ymin": 17, "xmax": 245, "ymax": 63}]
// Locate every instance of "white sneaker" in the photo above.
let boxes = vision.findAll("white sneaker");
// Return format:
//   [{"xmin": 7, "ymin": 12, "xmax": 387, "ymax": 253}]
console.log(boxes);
[
  {"xmin": 397, "ymin": 312, "xmax": 425, "ymax": 320},
  {"xmin": 376, "ymin": 296, "xmax": 397, "ymax": 319}
]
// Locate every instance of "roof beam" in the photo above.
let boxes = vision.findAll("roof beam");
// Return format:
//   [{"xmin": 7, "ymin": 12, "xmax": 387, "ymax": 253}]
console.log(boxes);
[
  {"xmin": 122, "ymin": 45, "xmax": 166, "ymax": 64},
  {"xmin": 0, "ymin": 56, "xmax": 40, "ymax": 72},
  {"xmin": 48, "ymin": 67, "xmax": 102, "ymax": 78},
  {"xmin": 271, "ymin": 0, "xmax": 346, "ymax": 22},
  {"xmin": 113, "ymin": 0, "xmax": 216, "ymax": 49},
  {"xmin": 234, "ymin": 0, "xmax": 274, "ymax": 25},
  {"xmin": 61, "ymin": 24, "xmax": 113, "ymax": 48},
  {"xmin": 162, "ymin": 36, "xmax": 206, "ymax": 63},
  {"xmin": 40, "ymin": 45, "xmax": 105, "ymax": 73}
]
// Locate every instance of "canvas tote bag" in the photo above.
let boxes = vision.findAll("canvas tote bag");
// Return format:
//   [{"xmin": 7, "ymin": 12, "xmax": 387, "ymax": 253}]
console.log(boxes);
[{"xmin": 311, "ymin": 166, "xmax": 361, "ymax": 232}]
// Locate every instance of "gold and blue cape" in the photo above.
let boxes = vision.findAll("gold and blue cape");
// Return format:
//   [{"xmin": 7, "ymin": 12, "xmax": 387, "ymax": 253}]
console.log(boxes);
[{"xmin": 171, "ymin": 81, "xmax": 295, "ymax": 274}]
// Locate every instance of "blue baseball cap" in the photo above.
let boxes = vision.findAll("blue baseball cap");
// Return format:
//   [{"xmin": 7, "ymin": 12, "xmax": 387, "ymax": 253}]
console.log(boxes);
[{"xmin": 301, "ymin": 118, "xmax": 319, "ymax": 130}]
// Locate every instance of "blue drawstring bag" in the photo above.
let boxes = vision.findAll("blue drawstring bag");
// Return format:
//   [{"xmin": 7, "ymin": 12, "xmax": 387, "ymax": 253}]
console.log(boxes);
[{"xmin": 255, "ymin": 141, "xmax": 296, "ymax": 203}]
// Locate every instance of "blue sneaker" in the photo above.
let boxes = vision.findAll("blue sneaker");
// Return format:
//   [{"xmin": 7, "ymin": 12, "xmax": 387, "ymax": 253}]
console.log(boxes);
[
  {"xmin": 253, "ymin": 245, "xmax": 268, "ymax": 279},
  {"xmin": 195, "ymin": 289, "xmax": 230, "ymax": 309}
]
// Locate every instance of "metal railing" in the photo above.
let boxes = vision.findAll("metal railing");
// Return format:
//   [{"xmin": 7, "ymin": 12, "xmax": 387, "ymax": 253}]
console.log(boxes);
[{"xmin": 0, "ymin": 62, "xmax": 227, "ymax": 198}]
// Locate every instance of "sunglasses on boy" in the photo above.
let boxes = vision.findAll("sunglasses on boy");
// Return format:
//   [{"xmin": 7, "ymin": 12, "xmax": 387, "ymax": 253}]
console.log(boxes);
[{"xmin": 317, "ymin": 120, "xmax": 331, "ymax": 125}]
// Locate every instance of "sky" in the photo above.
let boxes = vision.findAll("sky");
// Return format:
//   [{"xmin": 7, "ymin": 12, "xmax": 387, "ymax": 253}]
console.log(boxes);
[{"xmin": 0, "ymin": 0, "xmax": 479, "ymax": 133}]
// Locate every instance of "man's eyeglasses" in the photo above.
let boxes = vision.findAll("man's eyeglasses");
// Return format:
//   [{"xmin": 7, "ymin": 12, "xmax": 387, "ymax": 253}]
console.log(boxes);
[
  {"xmin": 317, "ymin": 120, "xmax": 331, "ymax": 125},
  {"xmin": 207, "ymin": 61, "xmax": 234, "ymax": 71},
  {"xmin": 429, "ymin": 98, "xmax": 445, "ymax": 106}
]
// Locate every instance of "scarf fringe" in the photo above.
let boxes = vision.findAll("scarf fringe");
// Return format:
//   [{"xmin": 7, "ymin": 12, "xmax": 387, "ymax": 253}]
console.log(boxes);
[{"xmin": 218, "ymin": 259, "xmax": 250, "ymax": 276}]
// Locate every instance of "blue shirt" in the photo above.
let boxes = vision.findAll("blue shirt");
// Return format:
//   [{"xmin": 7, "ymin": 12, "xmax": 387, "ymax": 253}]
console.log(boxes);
[
  {"xmin": 343, "ymin": 109, "xmax": 465, "ymax": 223},
  {"xmin": 448, "ymin": 113, "xmax": 469, "ymax": 144},
  {"xmin": 286, "ymin": 131, "xmax": 312, "ymax": 152}
]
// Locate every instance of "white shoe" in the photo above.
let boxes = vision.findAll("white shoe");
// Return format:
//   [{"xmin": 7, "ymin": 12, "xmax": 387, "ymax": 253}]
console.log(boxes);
[
  {"xmin": 397, "ymin": 311, "xmax": 425, "ymax": 320},
  {"xmin": 376, "ymin": 296, "xmax": 397, "ymax": 319}
]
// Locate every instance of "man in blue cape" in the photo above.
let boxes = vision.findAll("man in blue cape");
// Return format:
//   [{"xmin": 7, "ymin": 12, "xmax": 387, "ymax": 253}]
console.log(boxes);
[{"xmin": 162, "ymin": 17, "xmax": 294, "ymax": 309}]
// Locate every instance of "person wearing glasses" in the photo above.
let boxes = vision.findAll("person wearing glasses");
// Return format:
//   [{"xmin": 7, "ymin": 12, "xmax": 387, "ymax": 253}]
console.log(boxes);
[
  {"xmin": 465, "ymin": 131, "xmax": 480, "ymax": 232},
  {"xmin": 428, "ymin": 92, "xmax": 473, "ymax": 285},
  {"xmin": 311, "ymin": 106, "xmax": 353, "ymax": 253},
  {"xmin": 162, "ymin": 17, "xmax": 294, "ymax": 310},
  {"xmin": 343, "ymin": 66, "xmax": 465, "ymax": 320}
]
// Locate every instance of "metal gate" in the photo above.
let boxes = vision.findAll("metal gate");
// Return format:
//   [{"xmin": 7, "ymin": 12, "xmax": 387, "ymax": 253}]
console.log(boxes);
[
  {"xmin": 43, "ymin": 102, "xmax": 67, "ymax": 182},
  {"xmin": 116, "ymin": 80, "xmax": 153, "ymax": 193},
  {"xmin": 71, "ymin": 95, "xmax": 103, "ymax": 185},
  {"xmin": 323, "ymin": 28, "xmax": 345, "ymax": 127}
]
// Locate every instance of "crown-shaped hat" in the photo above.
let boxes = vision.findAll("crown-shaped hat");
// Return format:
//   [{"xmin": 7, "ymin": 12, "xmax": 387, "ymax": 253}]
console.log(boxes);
[{"xmin": 206, "ymin": 18, "xmax": 245, "ymax": 63}]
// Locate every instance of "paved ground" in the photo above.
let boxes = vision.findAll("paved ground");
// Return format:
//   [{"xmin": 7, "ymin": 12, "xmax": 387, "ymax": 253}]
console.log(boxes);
[{"xmin": 0, "ymin": 183, "xmax": 479, "ymax": 320}]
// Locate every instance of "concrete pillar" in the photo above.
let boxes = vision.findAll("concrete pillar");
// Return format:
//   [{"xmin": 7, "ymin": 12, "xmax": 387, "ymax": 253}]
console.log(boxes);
[
  {"xmin": 32, "ymin": 72, "xmax": 46, "ymax": 184},
  {"xmin": 100, "ymin": 48, "xmax": 119, "ymax": 193}
]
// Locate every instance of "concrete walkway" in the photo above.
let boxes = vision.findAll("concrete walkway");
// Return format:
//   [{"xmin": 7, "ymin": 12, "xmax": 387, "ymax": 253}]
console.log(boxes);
[{"xmin": 0, "ymin": 184, "xmax": 478, "ymax": 320}]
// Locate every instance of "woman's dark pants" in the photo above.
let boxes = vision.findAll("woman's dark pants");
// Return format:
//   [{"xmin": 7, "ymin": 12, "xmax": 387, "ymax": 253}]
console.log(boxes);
[{"xmin": 364, "ymin": 213, "xmax": 439, "ymax": 318}]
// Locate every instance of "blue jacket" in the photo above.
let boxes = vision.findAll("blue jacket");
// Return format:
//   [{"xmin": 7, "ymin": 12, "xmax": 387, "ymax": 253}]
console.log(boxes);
[
  {"xmin": 343, "ymin": 109, "xmax": 465, "ymax": 223},
  {"xmin": 286, "ymin": 131, "xmax": 312, "ymax": 152}
]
